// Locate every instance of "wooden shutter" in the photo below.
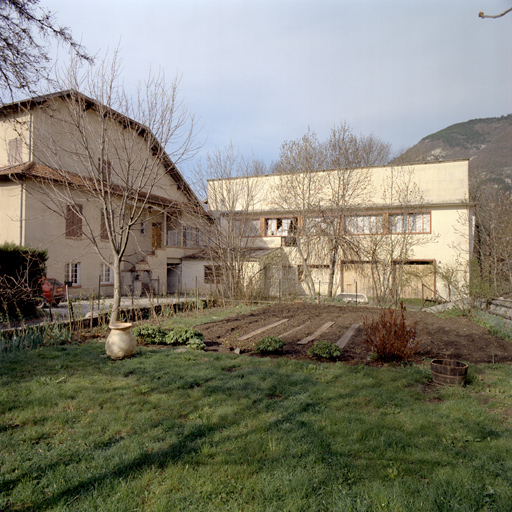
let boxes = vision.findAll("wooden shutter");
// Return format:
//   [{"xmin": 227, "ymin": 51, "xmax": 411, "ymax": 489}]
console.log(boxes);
[
  {"xmin": 66, "ymin": 204, "xmax": 83, "ymax": 238},
  {"xmin": 100, "ymin": 211, "xmax": 108, "ymax": 241}
]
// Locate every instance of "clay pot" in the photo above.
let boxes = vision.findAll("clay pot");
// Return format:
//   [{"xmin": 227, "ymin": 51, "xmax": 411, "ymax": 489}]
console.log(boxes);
[{"xmin": 105, "ymin": 322, "xmax": 137, "ymax": 360}]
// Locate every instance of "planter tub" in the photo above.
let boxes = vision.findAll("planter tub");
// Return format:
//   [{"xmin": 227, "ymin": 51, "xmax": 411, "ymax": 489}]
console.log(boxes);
[{"xmin": 431, "ymin": 359, "xmax": 468, "ymax": 386}]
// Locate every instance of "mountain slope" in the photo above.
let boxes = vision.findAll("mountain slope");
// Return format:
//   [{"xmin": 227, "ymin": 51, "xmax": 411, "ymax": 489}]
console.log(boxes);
[{"xmin": 395, "ymin": 114, "xmax": 512, "ymax": 189}]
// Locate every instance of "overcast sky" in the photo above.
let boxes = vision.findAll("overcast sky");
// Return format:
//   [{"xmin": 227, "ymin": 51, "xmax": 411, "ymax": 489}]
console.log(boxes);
[{"xmin": 44, "ymin": 0, "xmax": 512, "ymax": 179}]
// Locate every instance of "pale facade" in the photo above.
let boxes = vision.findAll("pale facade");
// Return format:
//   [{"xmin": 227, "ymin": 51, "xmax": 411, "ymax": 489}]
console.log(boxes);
[
  {"xmin": 0, "ymin": 91, "xmax": 206, "ymax": 299},
  {"xmin": 207, "ymin": 160, "xmax": 474, "ymax": 301}
]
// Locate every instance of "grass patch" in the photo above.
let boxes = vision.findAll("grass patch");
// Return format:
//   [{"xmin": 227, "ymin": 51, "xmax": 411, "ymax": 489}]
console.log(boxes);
[
  {"xmin": 156, "ymin": 303, "xmax": 265, "ymax": 330},
  {"xmin": 1, "ymin": 344, "xmax": 512, "ymax": 511},
  {"xmin": 435, "ymin": 306, "xmax": 468, "ymax": 319}
]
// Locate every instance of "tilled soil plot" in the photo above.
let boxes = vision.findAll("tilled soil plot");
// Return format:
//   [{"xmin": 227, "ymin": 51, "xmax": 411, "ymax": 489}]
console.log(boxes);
[{"xmin": 199, "ymin": 302, "xmax": 512, "ymax": 364}]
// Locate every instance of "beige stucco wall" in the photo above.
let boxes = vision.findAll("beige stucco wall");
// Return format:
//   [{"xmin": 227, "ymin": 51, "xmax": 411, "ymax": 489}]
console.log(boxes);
[
  {"xmin": 0, "ymin": 112, "xmax": 31, "ymax": 167},
  {"xmin": 18, "ymin": 180, "xmax": 157, "ymax": 297},
  {"xmin": 181, "ymin": 261, "xmax": 208, "ymax": 294},
  {"xmin": 0, "ymin": 181, "xmax": 23, "ymax": 244},
  {"xmin": 28, "ymin": 99, "xmax": 186, "ymax": 203},
  {"xmin": 209, "ymin": 160, "xmax": 469, "ymax": 212}
]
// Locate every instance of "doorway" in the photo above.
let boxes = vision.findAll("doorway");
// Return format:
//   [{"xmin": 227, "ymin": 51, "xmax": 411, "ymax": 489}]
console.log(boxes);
[
  {"xmin": 152, "ymin": 222, "xmax": 162, "ymax": 250},
  {"xmin": 167, "ymin": 263, "xmax": 181, "ymax": 294}
]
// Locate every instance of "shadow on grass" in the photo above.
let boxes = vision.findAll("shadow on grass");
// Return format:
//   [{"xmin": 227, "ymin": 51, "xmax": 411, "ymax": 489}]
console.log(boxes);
[{"xmin": 2, "ymin": 421, "xmax": 217, "ymax": 511}]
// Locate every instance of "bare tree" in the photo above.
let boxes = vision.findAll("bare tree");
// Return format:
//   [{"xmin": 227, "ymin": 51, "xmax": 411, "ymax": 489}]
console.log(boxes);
[
  {"xmin": 195, "ymin": 144, "xmax": 264, "ymax": 299},
  {"xmin": 320, "ymin": 123, "xmax": 392, "ymax": 296},
  {"xmin": 471, "ymin": 181, "xmax": 512, "ymax": 297},
  {"xmin": 25, "ymin": 52, "xmax": 200, "ymax": 322},
  {"xmin": 273, "ymin": 124, "xmax": 392, "ymax": 297},
  {"xmin": 0, "ymin": 0, "xmax": 91, "ymax": 102},
  {"xmin": 273, "ymin": 129, "xmax": 325, "ymax": 297},
  {"xmin": 357, "ymin": 166, "xmax": 437, "ymax": 305}
]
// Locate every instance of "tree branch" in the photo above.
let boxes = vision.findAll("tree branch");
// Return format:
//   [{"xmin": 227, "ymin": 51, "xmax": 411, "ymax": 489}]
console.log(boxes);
[{"xmin": 479, "ymin": 7, "xmax": 512, "ymax": 18}]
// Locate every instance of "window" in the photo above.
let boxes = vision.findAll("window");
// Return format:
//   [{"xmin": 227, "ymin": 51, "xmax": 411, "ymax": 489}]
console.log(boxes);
[
  {"xmin": 305, "ymin": 216, "xmax": 340, "ymax": 236},
  {"xmin": 64, "ymin": 262, "xmax": 81, "ymax": 286},
  {"xmin": 100, "ymin": 264, "xmax": 113, "ymax": 284},
  {"xmin": 8, "ymin": 138, "xmax": 23, "ymax": 165},
  {"xmin": 140, "ymin": 221, "xmax": 146, "ymax": 235},
  {"xmin": 98, "ymin": 157, "xmax": 112, "ymax": 181},
  {"xmin": 204, "ymin": 265, "xmax": 223, "ymax": 284},
  {"xmin": 389, "ymin": 212, "xmax": 431, "ymax": 234},
  {"xmin": 167, "ymin": 230, "xmax": 178, "ymax": 246},
  {"xmin": 183, "ymin": 226, "xmax": 200, "ymax": 247},
  {"xmin": 345, "ymin": 214, "xmax": 383, "ymax": 234},
  {"xmin": 233, "ymin": 218, "xmax": 260, "ymax": 237},
  {"xmin": 100, "ymin": 212, "xmax": 109, "ymax": 241},
  {"xmin": 66, "ymin": 204, "xmax": 83, "ymax": 238},
  {"xmin": 166, "ymin": 214, "xmax": 180, "ymax": 245},
  {"xmin": 265, "ymin": 217, "xmax": 297, "ymax": 236}
]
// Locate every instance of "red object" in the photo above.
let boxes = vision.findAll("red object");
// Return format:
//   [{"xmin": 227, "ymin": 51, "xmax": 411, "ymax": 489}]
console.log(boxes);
[{"xmin": 41, "ymin": 278, "xmax": 66, "ymax": 306}]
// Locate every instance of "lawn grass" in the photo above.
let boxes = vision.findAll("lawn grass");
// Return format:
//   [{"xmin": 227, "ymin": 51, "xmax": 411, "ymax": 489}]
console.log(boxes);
[{"xmin": 1, "ymin": 343, "xmax": 512, "ymax": 511}]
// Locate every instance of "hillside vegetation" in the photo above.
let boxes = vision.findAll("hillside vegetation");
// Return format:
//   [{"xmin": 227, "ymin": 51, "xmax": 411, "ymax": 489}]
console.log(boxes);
[{"xmin": 395, "ymin": 114, "xmax": 512, "ymax": 189}]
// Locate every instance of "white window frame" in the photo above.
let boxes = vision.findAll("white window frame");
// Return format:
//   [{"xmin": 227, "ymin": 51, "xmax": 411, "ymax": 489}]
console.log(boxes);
[
  {"xmin": 100, "ymin": 264, "xmax": 113, "ymax": 284},
  {"xmin": 345, "ymin": 214, "xmax": 383, "ymax": 234},
  {"xmin": 389, "ymin": 211, "xmax": 431, "ymax": 234},
  {"xmin": 183, "ymin": 226, "xmax": 200, "ymax": 247},
  {"xmin": 65, "ymin": 262, "xmax": 81, "ymax": 286}
]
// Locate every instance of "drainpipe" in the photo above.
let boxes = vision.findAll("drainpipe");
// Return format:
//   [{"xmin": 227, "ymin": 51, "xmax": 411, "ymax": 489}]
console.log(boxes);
[
  {"xmin": 19, "ymin": 111, "xmax": 33, "ymax": 246},
  {"xmin": 19, "ymin": 182, "xmax": 24, "ymax": 245}
]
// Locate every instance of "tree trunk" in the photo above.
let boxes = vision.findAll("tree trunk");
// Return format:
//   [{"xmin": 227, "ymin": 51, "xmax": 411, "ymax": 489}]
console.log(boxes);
[
  {"xmin": 111, "ymin": 257, "xmax": 122, "ymax": 324},
  {"xmin": 327, "ymin": 244, "xmax": 338, "ymax": 298}
]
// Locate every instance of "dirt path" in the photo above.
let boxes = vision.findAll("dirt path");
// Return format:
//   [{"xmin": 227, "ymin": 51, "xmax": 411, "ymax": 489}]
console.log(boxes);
[{"xmin": 198, "ymin": 303, "xmax": 512, "ymax": 364}]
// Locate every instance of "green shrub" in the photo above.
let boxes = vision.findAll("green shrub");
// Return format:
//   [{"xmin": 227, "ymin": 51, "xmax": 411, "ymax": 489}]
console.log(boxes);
[
  {"xmin": 0, "ymin": 323, "xmax": 70, "ymax": 355},
  {"xmin": 186, "ymin": 338, "xmax": 206, "ymax": 351},
  {"xmin": 165, "ymin": 327, "xmax": 204, "ymax": 346},
  {"xmin": 132, "ymin": 325, "xmax": 167, "ymax": 345},
  {"xmin": 307, "ymin": 340, "xmax": 341, "ymax": 360},
  {"xmin": 362, "ymin": 303, "xmax": 417, "ymax": 362},
  {"xmin": 256, "ymin": 336, "xmax": 285, "ymax": 354}
]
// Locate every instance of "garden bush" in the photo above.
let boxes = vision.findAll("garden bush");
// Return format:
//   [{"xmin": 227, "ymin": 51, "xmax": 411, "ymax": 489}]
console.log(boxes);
[
  {"xmin": 255, "ymin": 336, "xmax": 285, "ymax": 354},
  {"xmin": 363, "ymin": 303, "xmax": 417, "ymax": 362},
  {"xmin": 186, "ymin": 338, "xmax": 206, "ymax": 351},
  {"xmin": 307, "ymin": 340, "xmax": 341, "ymax": 360},
  {"xmin": 132, "ymin": 325, "xmax": 167, "ymax": 345},
  {"xmin": 165, "ymin": 327, "xmax": 204, "ymax": 346}
]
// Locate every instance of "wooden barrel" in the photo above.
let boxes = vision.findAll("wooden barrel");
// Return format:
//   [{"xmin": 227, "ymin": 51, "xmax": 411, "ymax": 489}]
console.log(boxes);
[{"xmin": 431, "ymin": 359, "xmax": 468, "ymax": 386}]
